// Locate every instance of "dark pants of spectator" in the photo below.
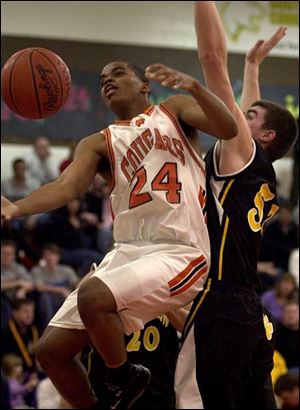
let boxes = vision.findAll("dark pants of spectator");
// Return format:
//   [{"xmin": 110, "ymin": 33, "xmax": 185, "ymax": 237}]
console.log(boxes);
[{"xmin": 60, "ymin": 248, "xmax": 104, "ymax": 277}]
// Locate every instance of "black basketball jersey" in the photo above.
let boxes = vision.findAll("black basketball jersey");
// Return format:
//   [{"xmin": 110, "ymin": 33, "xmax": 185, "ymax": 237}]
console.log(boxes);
[
  {"xmin": 82, "ymin": 316, "xmax": 179, "ymax": 410},
  {"xmin": 204, "ymin": 140, "xmax": 279, "ymax": 293}
]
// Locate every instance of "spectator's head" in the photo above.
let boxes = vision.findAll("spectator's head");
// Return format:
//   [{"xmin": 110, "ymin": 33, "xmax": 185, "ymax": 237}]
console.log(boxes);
[
  {"xmin": 282, "ymin": 301, "xmax": 299, "ymax": 331},
  {"xmin": 11, "ymin": 298, "xmax": 35, "ymax": 327},
  {"xmin": 12, "ymin": 158, "xmax": 27, "ymax": 180},
  {"xmin": 247, "ymin": 100, "xmax": 298, "ymax": 162},
  {"xmin": 66, "ymin": 198, "xmax": 81, "ymax": 215},
  {"xmin": 41, "ymin": 244, "xmax": 61, "ymax": 268},
  {"xmin": 1, "ymin": 240, "xmax": 17, "ymax": 268},
  {"xmin": 2, "ymin": 354, "xmax": 24, "ymax": 380},
  {"xmin": 275, "ymin": 273, "xmax": 298, "ymax": 300},
  {"xmin": 274, "ymin": 372, "xmax": 299, "ymax": 409},
  {"xmin": 33, "ymin": 136, "xmax": 51, "ymax": 160},
  {"xmin": 278, "ymin": 200, "xmax": 294, "ymax": 226}
]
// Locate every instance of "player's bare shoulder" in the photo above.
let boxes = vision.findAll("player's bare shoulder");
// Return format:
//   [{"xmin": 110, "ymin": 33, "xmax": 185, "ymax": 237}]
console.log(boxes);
[
  {"xmin": 74, "ymin": 131, "xmax": 109, "ymax": 159},
  {"xmin": 163, "ymin": 94, "xmax": 194, "ymax": 117}
]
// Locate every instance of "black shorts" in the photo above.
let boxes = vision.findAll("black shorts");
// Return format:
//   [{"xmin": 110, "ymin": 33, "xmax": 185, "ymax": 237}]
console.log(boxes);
[{"xmin": 190, "ymin": 286, "xmax": 277, "ymax": 409}]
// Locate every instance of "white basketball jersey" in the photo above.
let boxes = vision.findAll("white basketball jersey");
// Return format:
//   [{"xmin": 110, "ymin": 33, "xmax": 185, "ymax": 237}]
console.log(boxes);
[{"xmin": 102, "ymin": 103, "xmax": 209, "ymax": 253}]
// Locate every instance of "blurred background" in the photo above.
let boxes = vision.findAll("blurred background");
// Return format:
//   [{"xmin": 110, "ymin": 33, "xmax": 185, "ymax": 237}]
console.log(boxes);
[{"xmin": 1, "ymin": 2, "xmax": 299, "ymax": 409}]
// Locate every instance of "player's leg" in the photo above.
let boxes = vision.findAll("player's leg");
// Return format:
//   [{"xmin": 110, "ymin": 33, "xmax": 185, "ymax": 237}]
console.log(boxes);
[
  {"xmin": 77, "ymin": 277, "xmax": 127, "ymax": 367},
  {"xmin": 77, "ymin": 276, "xmax": 151, "ymax": 409},
  {"xmin": 35, "ymin": 326, "xmax": 95, "ymax": 409}
]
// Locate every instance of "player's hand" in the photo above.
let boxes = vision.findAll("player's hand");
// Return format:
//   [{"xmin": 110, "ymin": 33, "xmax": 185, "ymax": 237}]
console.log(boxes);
[
  {"xmin": 1, "ymin": 196, "xmax": 19, "ymax": 222},
  {"xmin": 145, "ymin": 63, "xmax": 198, "ymax": 92},
  {"xmin": 246, "ymin": 27, "xmax": 287, "ymax": 66}
]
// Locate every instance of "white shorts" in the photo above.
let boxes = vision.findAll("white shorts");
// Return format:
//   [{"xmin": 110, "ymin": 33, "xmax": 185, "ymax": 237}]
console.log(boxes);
[
  {"xmin": 175, "ymin": 325, "xmax": 203, "ymax": 409},
  {"xmin": 49, "ymin": 241, "xmax": 209, "ymax": 334}
]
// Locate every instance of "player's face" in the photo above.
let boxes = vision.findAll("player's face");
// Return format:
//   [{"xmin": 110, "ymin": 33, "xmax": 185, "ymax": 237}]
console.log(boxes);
[
  {"xmin": 244, "ymin": 105, "xmax": 268, "ymax": 141},
  {"xmin": 100, "ymin": 62, "xmax": 147, "ymax": 112}
]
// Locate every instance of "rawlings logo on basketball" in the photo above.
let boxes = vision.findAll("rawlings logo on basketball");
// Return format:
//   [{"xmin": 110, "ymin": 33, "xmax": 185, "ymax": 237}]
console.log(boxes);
[{"xmin": 36, "ymin": 64, "xmax": 59, "ymax": 111}]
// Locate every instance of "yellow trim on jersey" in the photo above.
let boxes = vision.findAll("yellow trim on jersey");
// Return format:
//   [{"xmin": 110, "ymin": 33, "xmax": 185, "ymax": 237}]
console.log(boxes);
[
  {"xmin": 220, "ymin": 179, "xmax": 235, "ymax": 206},
  {"xmin": 218, "ymin": 216, "xmax": 229, "ymax": 280},
  {"xmin": 183, "ymin": 278, "xmax": 212, "ymax": 336},
  {"xmin": 86, "ymin": 346, "xmax": 93, "ymax": 376},
  {"xmin": 8, "ymin": 319, "xmax": 34, "ymax": 368}
]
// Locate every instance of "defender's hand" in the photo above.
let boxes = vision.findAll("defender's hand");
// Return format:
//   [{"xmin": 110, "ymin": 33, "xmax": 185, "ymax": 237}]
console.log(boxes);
[
  {"xmin": 246, "ymin": 27, "xmax": 287, "ymax": 66},
  {"xmin": 145, "ymin": 63, "xmax": 198, "ymax": 92},
  {"xmin": 1, "ymin": 196, "xmax": 20, "ymax": 221}
]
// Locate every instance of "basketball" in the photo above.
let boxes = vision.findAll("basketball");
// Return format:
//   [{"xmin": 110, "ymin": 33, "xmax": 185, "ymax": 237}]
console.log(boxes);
[{"xmin": 1, "ymin": 47, "xmax": 71, "ymax": 119}]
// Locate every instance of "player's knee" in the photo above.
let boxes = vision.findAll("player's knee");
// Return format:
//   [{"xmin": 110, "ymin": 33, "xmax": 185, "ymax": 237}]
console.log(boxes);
[{"xmin": 78, "ymin": 277, "xmax": 116, "ymax": 322}]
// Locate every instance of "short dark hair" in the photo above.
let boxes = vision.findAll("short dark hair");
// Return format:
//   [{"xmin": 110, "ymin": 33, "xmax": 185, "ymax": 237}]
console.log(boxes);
[
  {"xmin": 274, "ymin": 372, "xmax": 299, "ymax": 395},
  {"xmin": 126, "ymin": 63, "xmax": 149, "ymax": 85},
  {"xmin": 251, "ymin": 100, "xmax": 298, "ymax": 162},
  {"xmin": 42, "ymin": 243, "xmax": 61, "ymax": 256},
  {"xmin": 1, "ymin": 239, "xmax": 17, "ymax": 250},
  {"xmin": 11, "ymin": 298, "xmax": 34, "ymax": 311},
  {"xmin": 12, "ymin": 158, "xmax": 25, "ymax": 168}
]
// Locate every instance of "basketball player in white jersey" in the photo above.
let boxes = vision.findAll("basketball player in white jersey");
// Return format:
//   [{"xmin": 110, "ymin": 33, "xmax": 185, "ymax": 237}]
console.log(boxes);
[{"xmin": 1, "ymin": 61, "xmax": 237, "ymax": 409}]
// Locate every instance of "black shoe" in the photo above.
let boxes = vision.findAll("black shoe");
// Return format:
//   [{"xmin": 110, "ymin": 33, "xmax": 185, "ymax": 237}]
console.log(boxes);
[{"xmin": 105, "ymin": 364, "xmax": 151, "ymax": 410}]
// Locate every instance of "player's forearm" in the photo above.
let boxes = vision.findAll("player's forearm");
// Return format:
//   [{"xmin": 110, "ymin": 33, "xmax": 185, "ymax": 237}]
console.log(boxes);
[
  {"xmin": 240, "ymin": 62, "xmax": 261, "ymax": 113},
  {"xmin": 194, "ymin": 2, "xmax": 236, "ymax": 110},
  {"xmin": 190, "ymin": 81, "xmax": 237, "ymax": 139},
  {"xmin": 14, "ymin": 180, "xmax": 78, "ymax": 217},
  {"xmin": 194, "ymin": 2, "xmax": 227, "ymax": 65}
]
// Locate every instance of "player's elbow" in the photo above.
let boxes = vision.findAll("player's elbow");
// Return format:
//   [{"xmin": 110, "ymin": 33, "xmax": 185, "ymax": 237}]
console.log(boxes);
[
  {"xmin": 224, "ymin": 119, "xmax": 238, "ymax": 140},
  {"xmin": 198, "ymin": 50, "xmax": 225, "ymax": 67}
]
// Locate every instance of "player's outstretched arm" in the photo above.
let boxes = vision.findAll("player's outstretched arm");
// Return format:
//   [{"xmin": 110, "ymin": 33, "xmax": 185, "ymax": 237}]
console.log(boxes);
[
  {"xmin": 194, "ymin": 1, "xmax": 253, "ymax": 173},
  {"xmin": 1, "ymin": 133, "xmax": 108, "ymax": 220},
  {"xmin": 145, "ymin": 63, "xmax": 237, "ymax": 140},
  {"xmin": 241, "ymin": 27, "xmax": 287, "ymax": 113}
]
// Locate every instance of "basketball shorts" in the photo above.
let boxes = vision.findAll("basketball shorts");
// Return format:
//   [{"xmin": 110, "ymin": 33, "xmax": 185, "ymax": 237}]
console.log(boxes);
[{"xmin": 49, "ymin": 241, "xmax": 209, "ymax": 334}]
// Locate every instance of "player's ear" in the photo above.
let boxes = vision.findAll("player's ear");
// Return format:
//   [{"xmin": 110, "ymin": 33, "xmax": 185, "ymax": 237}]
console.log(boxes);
[
  {"xmin": 260, "ymin": 129, "xmax": 276, "ymax": 143},
  {"xmin": 141, "ymin": 82, "xmax": 151, "ymax": 95}
]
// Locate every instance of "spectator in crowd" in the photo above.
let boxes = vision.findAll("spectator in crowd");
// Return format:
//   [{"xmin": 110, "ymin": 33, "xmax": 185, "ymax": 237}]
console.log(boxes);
[
  {"xmin": 39, "ymin": 199, "xmax": 104, "ymax": 277},
  {"xmin": 275, "ymin": 301, "xmax": 299, "ymax": 371},
  {"xmin": 1, "ymin": 370, "xmax": 10, "ymax": 410},
  {"xmin": 289, "ymin": 248, "xmax": 299, "ymax": 287},
  {"xmin": 31, "ymin": 244, "xmax": 79, "ymax": 331},
  {"xmin": 81, "ymin": 175, "xmax": 113, "ymax": 255},
  {"xmin": 1, "ymin": 240, "xmax": 35, "ymax": 326},
  {"xmin": 2, "ymin": 354, "xmax": 39, "ymax": 409},
  {"xmin": 262, "ymin": 272, "xmax": 298, "ymax": 323},
  {"xmin": 289, "ymin": 126, "xmax": 299, "ymax": 209},
  {"xmin": 59, "ymin": 141, "xmax": 77, "ymax": 173},
  {"xmin": 1, "ymin": 158, "xmax": 40, "ymax": 203},
  {"xmin": 259, "ymin": 200, "xmax": 299, "ymax": 271},
  {"xmin": 24, "ymin": 136, "xmax": 59, "ymax": 186},
  {"xmin": 1, "ymin": 299, "xmax": 39, "ymax": 375},
  {"xmin": 274, "ymin": 372, "xmax": 299, "ymax": 410}
]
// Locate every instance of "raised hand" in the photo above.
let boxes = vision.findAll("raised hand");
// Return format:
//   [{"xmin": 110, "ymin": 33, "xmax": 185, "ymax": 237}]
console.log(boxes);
[
  {"xmin": 1, "ymin": 196, "xmax": 20, "ymax": 221},
  {"xmin": 246, "ymin": 27, "xmax": 287, "ymax": 66},
  {"xmin": 145, "ymin": 63, "xmax": 198, "ymax": 92}
]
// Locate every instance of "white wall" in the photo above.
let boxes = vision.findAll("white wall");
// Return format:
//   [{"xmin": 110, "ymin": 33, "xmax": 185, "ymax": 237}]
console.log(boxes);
[
  {"xmin": 1, "ymin": 143, "xmax": 69, "ymax": 180},
  {"xmin": 1, "ymin": 1, "xmax": 298, "ymax": 57}
]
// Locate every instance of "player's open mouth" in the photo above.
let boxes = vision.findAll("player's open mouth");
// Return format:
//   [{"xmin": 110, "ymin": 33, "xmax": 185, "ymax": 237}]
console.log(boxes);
[{"xmin": 105, "ymin": 85, "xmax": 117, "ymax": 98}]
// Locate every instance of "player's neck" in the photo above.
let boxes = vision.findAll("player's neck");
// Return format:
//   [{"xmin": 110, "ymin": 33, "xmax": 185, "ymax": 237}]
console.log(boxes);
[{"xmin": 114, "ymin": 100, "xmax": 150, "ymax": 121}]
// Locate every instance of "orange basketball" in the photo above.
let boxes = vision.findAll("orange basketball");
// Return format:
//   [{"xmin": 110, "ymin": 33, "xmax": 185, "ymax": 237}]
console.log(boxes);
[{"xmin": 1, "ymin": 47, "xmax": 71, "ymax": 119}]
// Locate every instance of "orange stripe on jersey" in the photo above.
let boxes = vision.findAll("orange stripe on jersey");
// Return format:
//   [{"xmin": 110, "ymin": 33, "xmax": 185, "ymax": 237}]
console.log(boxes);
[
  {"xmin": 114, "ymin": 120, "xmax": 131, "ymax": 126},
  {"xmin": 102, "ymin": 128, "xmax": 115, "ymax": 193},
  {"xmin": 144, "ymin": 104, "xmax": 155, "ymax": 116},
  {"xmin": 170, "ymin": 265, "xmax": 208, "ymax": 297},
  {"xmin": 168, "ymin": 255, "xmax": 205, "ymax": 288},
  {"xmin": 198, "ymin": 187, "xmax": 206, "ymax": 209},
  {"xmin": 159, "ymin": 103, "xmax": 205, "ymax": 175}
]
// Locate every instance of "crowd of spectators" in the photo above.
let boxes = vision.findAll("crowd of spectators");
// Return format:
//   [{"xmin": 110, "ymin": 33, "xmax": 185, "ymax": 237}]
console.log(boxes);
[{"xmin": 1, "ymin": 136, "xmax": 299, "ymax": 408}]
